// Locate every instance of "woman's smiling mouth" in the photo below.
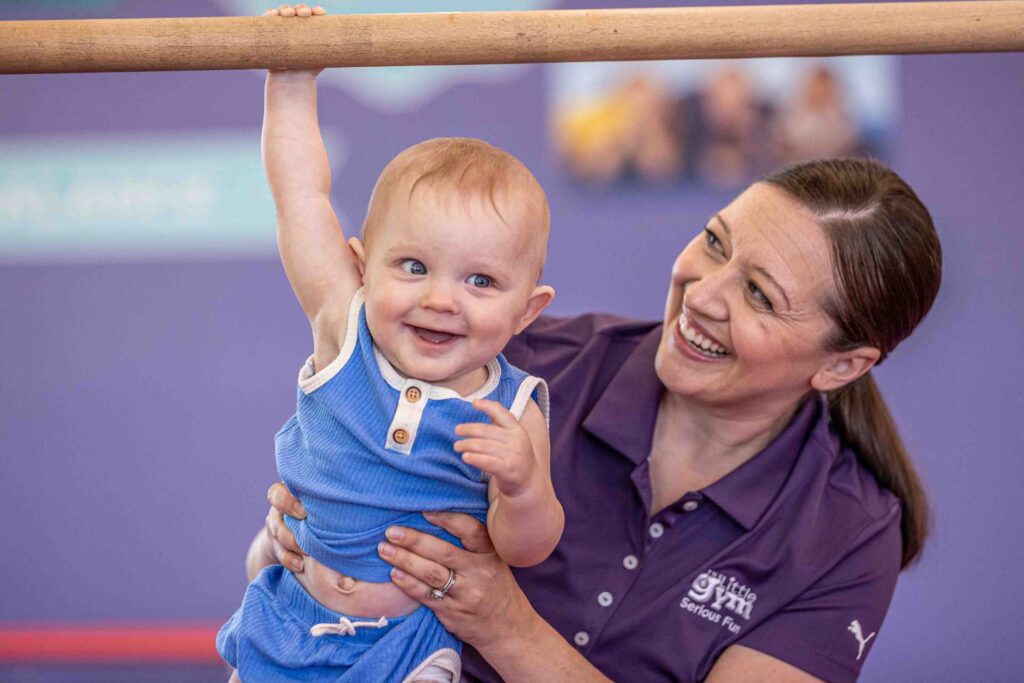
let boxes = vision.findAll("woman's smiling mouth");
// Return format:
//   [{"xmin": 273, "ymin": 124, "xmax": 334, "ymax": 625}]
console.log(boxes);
[{"xmin": 677, "ymin": 310, "xmax": 731, "ymax": 359}]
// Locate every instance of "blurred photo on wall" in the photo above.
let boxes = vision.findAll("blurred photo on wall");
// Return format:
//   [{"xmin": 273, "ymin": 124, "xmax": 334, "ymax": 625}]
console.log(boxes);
[{"xmin": 550, "ymin": 57, "xmax": 896, "ymax": 189}]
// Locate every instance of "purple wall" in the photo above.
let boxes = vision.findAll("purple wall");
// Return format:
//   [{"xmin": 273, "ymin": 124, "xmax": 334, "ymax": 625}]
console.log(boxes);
[{"xmin": 2, "ymin": 1, "xmax": 1022, "ymax": 680}]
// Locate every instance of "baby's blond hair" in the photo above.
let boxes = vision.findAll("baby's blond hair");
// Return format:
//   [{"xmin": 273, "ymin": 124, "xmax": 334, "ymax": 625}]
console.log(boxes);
[{"xmin": 362, "ymin": 138, "xmax": 550, "ymax": 277}]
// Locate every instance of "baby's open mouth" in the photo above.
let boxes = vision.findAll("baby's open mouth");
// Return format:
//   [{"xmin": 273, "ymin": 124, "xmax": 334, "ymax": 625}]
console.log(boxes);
[{"xmin": 411, "ymin": 325, "xmax": 462, "ymax": 345}]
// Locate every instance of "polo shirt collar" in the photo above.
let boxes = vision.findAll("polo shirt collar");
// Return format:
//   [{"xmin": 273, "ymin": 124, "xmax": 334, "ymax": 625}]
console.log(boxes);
[
  {"xmin": 580, "ymin": 325, "xmax": 832, "ymax": 531},
  {"xmin": 581, "ymin": 325, "xmax": 664, "ymax": 466},
  {"xmin": 702, "ymin": 393, "xmax": 828, "ymax": 530}
]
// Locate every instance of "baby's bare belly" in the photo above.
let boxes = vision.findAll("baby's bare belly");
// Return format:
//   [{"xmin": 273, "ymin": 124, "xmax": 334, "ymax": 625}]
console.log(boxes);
[{"xmin": 292, "ymin": 554, "xmax": 420, "ymax": 618}]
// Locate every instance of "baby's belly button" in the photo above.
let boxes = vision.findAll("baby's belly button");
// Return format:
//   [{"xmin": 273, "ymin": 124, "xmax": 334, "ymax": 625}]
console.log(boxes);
[{"xmin": 296, "ymin": 556, "xmax": 418, "ymax": 618}]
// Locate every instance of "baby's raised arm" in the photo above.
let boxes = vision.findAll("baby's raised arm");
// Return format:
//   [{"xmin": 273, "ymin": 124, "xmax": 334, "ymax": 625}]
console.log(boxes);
[{"xmin": 262, "ymin": 7, "xmax": 361, "ymax": 347}]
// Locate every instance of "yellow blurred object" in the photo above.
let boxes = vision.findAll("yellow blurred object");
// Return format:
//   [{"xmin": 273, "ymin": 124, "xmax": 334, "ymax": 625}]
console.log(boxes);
[{"xmin": 556, "ymin": 95, "xmax": 634, "ymax": 157}]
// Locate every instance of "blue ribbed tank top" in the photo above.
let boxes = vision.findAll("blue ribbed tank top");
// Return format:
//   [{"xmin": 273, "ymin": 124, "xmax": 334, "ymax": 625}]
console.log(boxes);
[{"xmin": 276, "ymin": 289, "xmax": 549, "ymax": 582}]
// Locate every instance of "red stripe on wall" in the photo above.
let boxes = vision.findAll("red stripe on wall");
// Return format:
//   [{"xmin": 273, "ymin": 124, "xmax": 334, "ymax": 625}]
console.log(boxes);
[{"xmin": 0, "ymin": 623, "xmax": 222, "ymax": 663}]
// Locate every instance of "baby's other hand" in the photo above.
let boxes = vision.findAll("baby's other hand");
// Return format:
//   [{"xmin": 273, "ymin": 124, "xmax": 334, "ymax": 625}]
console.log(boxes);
[
  {"xmin": 263, "ymin": 3, "xmax": 325, "ymax": 18},
  {"xmin": 455, "ymin": 400, "xmax": 542, "ymax": 499}
]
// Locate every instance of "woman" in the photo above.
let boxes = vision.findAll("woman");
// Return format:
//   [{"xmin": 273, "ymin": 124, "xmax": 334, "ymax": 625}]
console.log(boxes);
[{"xmin": 253, "ymin": 158, "xmax": 940, "ymax": 681}]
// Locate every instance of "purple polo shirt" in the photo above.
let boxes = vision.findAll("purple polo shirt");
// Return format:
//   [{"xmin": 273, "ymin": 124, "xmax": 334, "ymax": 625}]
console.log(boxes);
[{"xmin": 463, "ymin": 314, "xmax": 902, "ymax": 683}]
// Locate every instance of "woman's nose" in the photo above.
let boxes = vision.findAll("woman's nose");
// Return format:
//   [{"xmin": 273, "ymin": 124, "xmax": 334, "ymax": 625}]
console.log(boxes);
[
  {"xmin": 684, "ymin": 269, "xmax": 730, "ymax": 322},
  {"xmin": 420, "ymin": 280, "xmax": 460, "ymax": 315}
]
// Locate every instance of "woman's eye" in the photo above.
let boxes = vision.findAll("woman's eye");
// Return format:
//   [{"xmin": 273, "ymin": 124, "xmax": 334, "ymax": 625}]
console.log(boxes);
[
  {"xmin": 466, "ymin": 274, "xmax": 492, "ymax": 289},
  {"xmin": 748, "ymin": 281, "xmax": 774, "ymax": 311},
  {"xmin": 704, "ymin": 229, "xmax": 723, "ymax": 251},
  {"xmin": 400, "ymin": 259, "xmax": 427, "ymax": 275}
]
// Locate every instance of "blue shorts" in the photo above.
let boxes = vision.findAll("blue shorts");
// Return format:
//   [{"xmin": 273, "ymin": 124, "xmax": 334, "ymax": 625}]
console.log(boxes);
[{"xmin": 217, "ymin": 565, "xmax": 460, "ymax": 682}]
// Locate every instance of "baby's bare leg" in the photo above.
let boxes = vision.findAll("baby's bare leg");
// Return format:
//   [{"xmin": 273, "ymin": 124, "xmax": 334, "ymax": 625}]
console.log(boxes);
[{"xmin": 229, "ymin": 669, "xmax": 242, "ymax": 683}]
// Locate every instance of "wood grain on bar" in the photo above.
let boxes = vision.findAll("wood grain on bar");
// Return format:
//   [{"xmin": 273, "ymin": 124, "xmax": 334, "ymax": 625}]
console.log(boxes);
[{"xmin": 1, "ymin": 2, "xmax": 1022, "ymax": 75}]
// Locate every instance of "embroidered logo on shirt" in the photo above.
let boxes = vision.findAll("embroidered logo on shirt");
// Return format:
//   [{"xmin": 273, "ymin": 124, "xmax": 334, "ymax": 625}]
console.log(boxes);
[
  {"xmin": 847, "ymin": 619, "xmax": 875, "ymax": 661},
  {"xmin": 679, "ymin": 569, "xmax": 757, "ymax": 634}
]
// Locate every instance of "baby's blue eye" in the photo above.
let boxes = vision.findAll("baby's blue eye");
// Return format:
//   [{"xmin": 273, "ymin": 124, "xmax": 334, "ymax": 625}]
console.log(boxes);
[
  {"xmin": 401, "ymin": 259, "xmax": 427, "ymax": 275},
  {"xmin": 467, "ymin": 274, "xmax": 492, "ymax": 288}
]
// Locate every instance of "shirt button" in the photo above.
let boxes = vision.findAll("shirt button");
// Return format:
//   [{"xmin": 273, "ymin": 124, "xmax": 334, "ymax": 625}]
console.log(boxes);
[
  {"xmin": 392, "ymin": 428, "xmax": 409, "ymax": 444},
  {"xmin": 649, "ymin": 522, "xmax": 664, "ymax": 538},
  {"xmin": 574, "ymin": 631, "xmax": 590, "ymax": 647},
  {"xmin": 597, "ymin": 591, "xmax": 613, "ymax": 607},
  {"xmin": 682, "ymin": 500, "xmax": 699, "ymax": 512},
  {"xmin": 623, "ymin": 554, "xmax": 639, "ymax": 570},
  {"xmin": 405, "ymin": 386, "xmax": 422, "ymax": 403}
]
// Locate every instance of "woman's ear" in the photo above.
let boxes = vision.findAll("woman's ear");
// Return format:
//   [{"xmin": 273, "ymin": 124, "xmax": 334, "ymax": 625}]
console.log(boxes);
[
  {"xmin": 811, "ymin": 346, "xmax": 881, "ymax": 393},
  {"xmin": 348, "ymin": 237, "xmax": 367, "ymax": 281},
  {"xmin": 515, "ymin": 285, "xmax": 556, "ymax": 335}
]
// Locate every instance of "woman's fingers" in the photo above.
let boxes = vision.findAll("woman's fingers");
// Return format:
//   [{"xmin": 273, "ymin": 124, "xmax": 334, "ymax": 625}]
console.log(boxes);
[
  {"xmin": 379, "ymin": 539, "xmax": 455, "ymax": 594},
  {"xmin": 382, "ymin": 516, "xmax": 522, "ymax": 646},
  {"xmin": 265, "ymin": 483, "xmax": 308, "ymax": 572},
  {"xmin": 388, "ymin": 561, "xmax": 443, "ymax": 606},
  {"xmin": 268, "ymin": 482, "xmax": 306, "ymax": 519},
  {"xmin": 273, "ymin": 537, "xmax": 305, "ymax": 573},
  {"xmin": 381, "ymin": 525, "xmax": 472, "ymax": 571},
  {"xmin": 265, "ymin": 507, "xmax": 302, "ymax": 555},
  {"xmin": 264, "ymin": 508, "xmax": 304, "ymax": 572},
  {"xmin": 423, "ymin": 512, "xmax": 495, "ymax": 554},
  {"xmin": 378, "ymin": 517, "xmax": 496, "ymax": 591}
]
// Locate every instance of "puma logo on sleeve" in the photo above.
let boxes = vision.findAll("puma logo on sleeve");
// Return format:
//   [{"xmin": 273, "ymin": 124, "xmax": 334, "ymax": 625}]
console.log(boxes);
[{"xmin": 847, "ymin": 619, "xmax": 876, "ymax": 661}]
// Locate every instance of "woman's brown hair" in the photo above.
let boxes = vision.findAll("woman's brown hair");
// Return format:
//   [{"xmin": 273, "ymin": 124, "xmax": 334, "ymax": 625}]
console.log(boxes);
[{"xmin": 764, "ymin": 158, "xmax": 942, "ymax": 569}]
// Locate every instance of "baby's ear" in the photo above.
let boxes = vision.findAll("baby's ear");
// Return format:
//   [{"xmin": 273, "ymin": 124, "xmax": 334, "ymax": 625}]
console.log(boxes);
[
  {"xmin": 515, "ymin": 285, "xmax": 555, "ymax": 334},
  {"xmin": 348, "ymin": 237, "xmax": 367, "ymax": 281}
]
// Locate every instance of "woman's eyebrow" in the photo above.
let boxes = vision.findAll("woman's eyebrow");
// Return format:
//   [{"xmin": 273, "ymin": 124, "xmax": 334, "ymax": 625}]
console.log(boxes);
[
  {"xmin": 714, "ymin": 213, "xmax": 792, "ymax": 310},
  {"xmin": 712, "ymin": 213, "xmax": 731, "ymax": 236},
  {"xmin": 752, "ymin": 264, "xmax": 792, "ymax": 310}
]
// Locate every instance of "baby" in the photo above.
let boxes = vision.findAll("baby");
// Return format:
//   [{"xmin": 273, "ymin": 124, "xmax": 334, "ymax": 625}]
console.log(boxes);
[{"xmin": 216, "ymin": 5, "xmax": 564, "ymax": 682}]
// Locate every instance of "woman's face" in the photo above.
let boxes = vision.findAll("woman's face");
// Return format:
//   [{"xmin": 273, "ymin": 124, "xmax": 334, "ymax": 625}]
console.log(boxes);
[{"xmin": 656, "ymin": 182, "xmax": 841, "ymax": 415}]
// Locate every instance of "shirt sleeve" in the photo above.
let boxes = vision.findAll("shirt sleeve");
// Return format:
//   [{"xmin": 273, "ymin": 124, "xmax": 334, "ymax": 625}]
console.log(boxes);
[{"xmin": 736, "ymin": 509, "xmax": 902, "ymax": 682}]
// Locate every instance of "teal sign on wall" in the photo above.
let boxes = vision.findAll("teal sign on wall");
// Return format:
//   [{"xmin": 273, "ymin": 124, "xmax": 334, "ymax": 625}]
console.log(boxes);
[{"xmin": 0, "ymin": 133, "xmax": 280, "ymax": 262}]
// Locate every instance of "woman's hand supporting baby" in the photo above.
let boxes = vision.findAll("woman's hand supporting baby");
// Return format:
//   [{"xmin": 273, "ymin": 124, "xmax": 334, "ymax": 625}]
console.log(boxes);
[
  {"xmin": 379, "ymin": 512, "xmax": 533, "ymax": 649},
  {"xmin": 252, "ymin": 482, "xmax": 308, "ymax": 579},
  {"xmin": 260, "ymin": 484, "xmax": 529, "ymax": 648},
  {"xmin": 261, "ymin": 483, "xmax": 609, "ymax": 682}
]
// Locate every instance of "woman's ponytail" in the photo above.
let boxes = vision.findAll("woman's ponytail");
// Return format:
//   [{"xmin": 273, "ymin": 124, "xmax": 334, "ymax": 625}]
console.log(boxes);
[
  {"xmin": 827, "ymin": 372, "xmax": 929, "ymax": 568},
  {"xmin": 765, "ymin": 158, "xmax": 942, "ymax": 569}
]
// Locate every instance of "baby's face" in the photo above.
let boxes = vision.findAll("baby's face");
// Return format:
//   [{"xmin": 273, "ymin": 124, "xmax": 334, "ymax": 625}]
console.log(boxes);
[{"xmin": 360, "ymin": 186, "xmax": 546, "ymax": 395}]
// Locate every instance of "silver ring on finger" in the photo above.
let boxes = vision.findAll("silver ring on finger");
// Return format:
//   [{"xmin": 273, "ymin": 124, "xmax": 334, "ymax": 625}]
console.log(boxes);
[{"xmin": 430, "ymin": 568, "xmax": 456, "ymax": 600}]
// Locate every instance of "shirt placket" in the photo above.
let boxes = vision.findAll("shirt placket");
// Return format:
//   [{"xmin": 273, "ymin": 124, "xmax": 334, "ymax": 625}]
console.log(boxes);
[
  {"xmin": 384, "ymin": 379, "xmax": 429, "ymax": 454},
  {"xmin": 572, "ymin": 459, "xmax": 707, "ymax": 654},
  {"xmin": 570, "ymin": 542, "xmax": 647, "ymax": 653}
]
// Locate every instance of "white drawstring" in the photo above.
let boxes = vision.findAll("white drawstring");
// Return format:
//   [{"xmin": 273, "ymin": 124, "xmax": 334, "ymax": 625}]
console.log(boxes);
[{"xmin": 309, "ymin": 615, "xmax": 389, "ymax": 637}]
